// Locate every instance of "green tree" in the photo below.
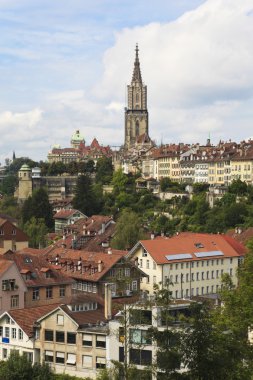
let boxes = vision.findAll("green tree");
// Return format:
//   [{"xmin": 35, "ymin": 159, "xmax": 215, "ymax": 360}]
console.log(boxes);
[
  {"xmin": 112, "ymin": 169, "xmax": 129, "ymax": 195},
  {"xmin": 0, "ymin": 175, "xmax": 18, "ymax": 195},
  {"xmin": 111, "ymin": 209, "xmax": 145, "ymax": 250},
  {"xmin": 228, "ymin": 179, "xmax": 248, "ymax": 196},
  {"xmin": 23, "ymin": 217, "xmax": 48, "ymax": 248},
  {"xmin": 149, "ymin": 280, "xmax": 183, "ymax": 380},
  {"xmin": 73, "ymin": 175, "xmax": 103, "ymax": 216},
  {"xmin": 95, "ymin": 157, "xmax": 113, "ymax": 184},
  {"xmin": 0, "ymin": 350, "xmax": 53, "ymax": 380},
  {"xmin": 21, "ymin": 188, "xmax": 54, "ymax": 229}
]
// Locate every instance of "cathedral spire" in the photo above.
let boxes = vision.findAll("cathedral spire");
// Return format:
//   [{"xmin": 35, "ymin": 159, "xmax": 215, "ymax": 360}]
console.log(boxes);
[{"xmin": 132, "ymin": 43, "xmax": 142, "ymax": 84}]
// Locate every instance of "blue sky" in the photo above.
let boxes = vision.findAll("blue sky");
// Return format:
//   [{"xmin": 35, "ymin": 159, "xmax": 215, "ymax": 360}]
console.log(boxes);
[{"xmin": 0, "ymin": 0, "xmax": 253, "ymax": 163}]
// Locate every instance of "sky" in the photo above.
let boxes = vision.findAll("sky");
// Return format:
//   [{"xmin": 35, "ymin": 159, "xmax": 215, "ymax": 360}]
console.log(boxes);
[{"xmin": 0, "ymin": 0, "xmax": 253, "ymax": 164}]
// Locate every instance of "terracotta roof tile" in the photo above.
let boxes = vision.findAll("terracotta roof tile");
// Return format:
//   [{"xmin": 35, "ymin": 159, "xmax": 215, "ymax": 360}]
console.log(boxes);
[{"xmin": 136, "ymin": 232, "xmax": 245, "ymax": 264}]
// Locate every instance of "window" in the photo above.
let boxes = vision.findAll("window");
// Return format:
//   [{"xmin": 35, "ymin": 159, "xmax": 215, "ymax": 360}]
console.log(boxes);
[
  {"xmin": 191, "ymin": 273, "xmax": 194, "ymax": 281},
  {"xmin": 130, "ymin": 349, "xmax": 152, "ymax": 365},
  {"xmin": 32, "ymin": 288, "xmax": 39, "ymax": 301},
  {"xmin": 46, "ymin": 286, "xmax": 53, "ymax": 299},
  {"xmin": 153, "ymin": 261, "xmax": 156, "ymax": 270},
  {"xmin": 10, "ymin": 295, "xmax": 19, "ymax": 309},
  {"xmin": 186, "ymin": 274, "xmax": 189, "ymax": 282},
  {"xmin": 11, "ymin": 328, "xmax": 16, "ymax": 339},
  {"xmin": 153, "ymin": 276, "xmax": 157, "ymax": 284},
  {"xmin": 56, "ymin": 352, "xmax": 65, "ymax": 364},
  {"xmin": 83, "ymin": 333, "xmax": 92, "ymax": 346},
  {"xmin": 96, "ymin": 335, "xmax": 106, "ymax": 348},
  {"xmin": 57, "ymin": 314, "xmax": 64, "ymax": 325},
  {"xmin": 5, "ymin": 327, "xmax": 9, "ymax": 338},
  {"xmin": 139, "ymin": 259, "xmax": 143, "ymax": 268},
  {"xmin": 56, "ymin": 331, "xmax": 65, "ymax": 343},
  {"xmin": 146, "ymin": 276, "xmax": 150, "ymax": 284},
  {"xmin": 18, "ymin": 329, "xmax": 23, "ymax": 340},
  {"xmin": 66, "ymin": 353, "xmax": 76, "ymax": 366},
  {"xmin": 201, "ymin": 272, "xmax": 204, "ymax": 280},
  {"xmin": 45, "ymin": 350, "xmax": 54, "ymax": 363},
  {"xmin": 230, "ymin": 268, "xmax": 233, "ymax": 276},
  {"xmin": 12, "ymin": 229, "xmax": 16, "ymax": 235},
  {"xmin": 0, "ymin": 327, "xmax": 2, "ymax": 336},
  {"xmin": 196, "ymin": 272, "xmax": 199, "ymax": 281},
  {"xmin": 83, "ymin": 355, "xmax": 92, "ymax": 368},
  {"xmin": 176, "ymin": 264, "xmax": 178, "ymax": 270},
  {"xmin": 206, "ymin": 271, "xmax": 209, "ymax": 280},
  {"xmin": 146, "ymin": 260, "xmax": 149, "ymax": 269},
  {"xmin": 45, "ymin": 330, "xmax": 54, "ymax": 341},
  {"xmin": 216, "ymin": 270, "xmax": 219, "ymax": 278},
  {"xmin": 130, "ymin": 329, "xmax": 152, "ymax": 345},
  {"xmin": 24, "ymin": 352, "xmax": 33, "ymax": 362},
  {"xmin": 125, "ymin": 268, "xmax": 130, "ymax": 277},
  {"xmin": 201, "ymin": 287, "xmax": 204, "ymax": 295},
  {"xmin": 129, "ymin": 310, "xmax": 152, "ymax": 325},
  {"xmin": 119, "ymin": 347, "xmax": 124, "ymax": 363},
  {"xmin": 132, "ymin": 281, "xmax": 137, "ymax": 291},
  {"xmin": 96, "ymin": 356, "xmax": 106, "ymax": 369},
  {"xmin": 59, "ymin": 285, "xmax": 65, "ymax": 298},
  {"xmin": 67, "ymin": 332, "xmax": 76, "ymax": 344}
]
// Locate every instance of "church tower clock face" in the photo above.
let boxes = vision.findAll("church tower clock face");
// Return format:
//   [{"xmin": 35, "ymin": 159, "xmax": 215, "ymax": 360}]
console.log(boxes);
[{"xmin": 124, "ymin": 44, "xmax": 149, "ymax": 149}]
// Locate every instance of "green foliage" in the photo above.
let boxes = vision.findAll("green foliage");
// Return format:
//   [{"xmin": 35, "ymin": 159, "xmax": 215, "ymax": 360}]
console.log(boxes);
[
  {"xmin": 111, "ymin": 209, "xmax": 145, "ymax": 250},
  {"xmin": 22, "ymin": 188, "xmax": 54, "ymax": 229},
  {"xmin": 73, "ymin": 175, "xmax": 103, "ymax": 216},
  {"xmin": 0, "ymin": 351, "xmax": 53, "ymax": 380},
  {"xmin": 23, "ymin": 217, "xmax": 48, "ymax": 248},
  {"xmin": 5, "ymin": 157, "xmax": 38, "ymax": 175},
  {"xmin": 0, "ymin": 175, "xmax": 18, "ymax": 195},
  {"xmin": 0, "ymin": 195, "xmax": 21, "ymax": 219},
  {"xmin": 95, "ymin": 157, "xmax": 113, "ymax": 184},
  {"xmin": 228, "ymin": 179, "xmax": 248, "ymax": 196}
]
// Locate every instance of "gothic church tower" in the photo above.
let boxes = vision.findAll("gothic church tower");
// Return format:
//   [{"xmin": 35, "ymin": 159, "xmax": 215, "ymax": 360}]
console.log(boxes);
[{"xmin": 124, "ymin": 45, "xmax": 149, "ymax": 149}]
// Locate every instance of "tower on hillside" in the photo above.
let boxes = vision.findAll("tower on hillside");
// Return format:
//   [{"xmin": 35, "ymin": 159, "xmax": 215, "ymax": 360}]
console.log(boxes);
[{"xmin": 124, "ymin": 44, "xmax": 149, "ymax": 149}]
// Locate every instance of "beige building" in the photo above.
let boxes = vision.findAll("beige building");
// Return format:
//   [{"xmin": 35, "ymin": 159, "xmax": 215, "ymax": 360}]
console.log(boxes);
[
  {"xmin": 35, "ymin": 297, "xmax": 108, "ymax": 378},
  {"xmin": 128, "ymin": 233, "xmax": 245, "ymax": 298}
]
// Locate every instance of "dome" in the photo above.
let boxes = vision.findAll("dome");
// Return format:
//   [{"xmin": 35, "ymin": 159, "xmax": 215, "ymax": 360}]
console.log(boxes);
[
  {"xmin": 19, "ymin": 164, "xmax": 31, "ymax": 171},
  {"xmin": 71, "ymin": 130, "xmax": 84, "ymax": 143}
]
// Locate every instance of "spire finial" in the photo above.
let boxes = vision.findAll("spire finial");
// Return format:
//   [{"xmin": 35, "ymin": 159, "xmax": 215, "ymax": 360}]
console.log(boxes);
[{"xmin": 132, "ymin": 43, "xmax": 142, "ymax": 83}]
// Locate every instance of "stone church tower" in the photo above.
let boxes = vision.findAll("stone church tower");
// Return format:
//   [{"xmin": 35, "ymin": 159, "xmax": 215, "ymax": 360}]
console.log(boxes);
[{"xmin": 124, "ymin": 45, "xmax": 149, "ymax": 149}]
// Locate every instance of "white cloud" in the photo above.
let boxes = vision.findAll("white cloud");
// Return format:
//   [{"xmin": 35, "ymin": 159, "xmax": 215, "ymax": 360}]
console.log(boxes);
[{"xmin": 98, "ymin": 0, "xmax": 253, "ymax": 144}]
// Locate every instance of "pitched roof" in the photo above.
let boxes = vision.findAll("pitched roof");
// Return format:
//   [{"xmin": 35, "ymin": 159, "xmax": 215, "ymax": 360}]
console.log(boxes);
[
  {"xmin": 53, "ymin": 209, "xmax": 85, "ymax": 220},
  {"xmin": 0, "ymin": 259, "xmax": 13, "ymax": 276},
  {"xmin": 134, "ymin": 232, "xmax": 245, "ymax": 264},
  {"xmin": 46, "ymin": 248, "xmax": 127, "ymax": 282},
  {"xmin": 4, "ymin": 252, "xmax": 73, "ymax": 287},
  {"xmin": 8, "ymin": 303, "xmax": 60, "ymax": 337}
]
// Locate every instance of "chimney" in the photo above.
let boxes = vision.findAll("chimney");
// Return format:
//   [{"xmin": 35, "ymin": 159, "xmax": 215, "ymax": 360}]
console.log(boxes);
[
  {"xmin": 104, "ymin": 283, "xmax": 112, "ymax": 320},
  {"xmin": 98, "ymin": 260, "xmax": 103, "ymax": 273},
  {"xmin": 107, "ymin": 247, "xmax": 112, "ymax": 255}
]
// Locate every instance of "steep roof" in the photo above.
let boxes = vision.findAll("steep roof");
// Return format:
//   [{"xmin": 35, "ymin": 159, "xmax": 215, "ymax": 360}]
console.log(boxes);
[
  {"xmin": 0, "ymin": 259, "xmax": 13, "ymax": 277},
  {"xmin": 53, "ymin": 209, "xmax": 86, "ymax": 220},
  {"xmin": 7, "ymin": 303, "xmax": 60, "ymax": 337},
  {"xmin": 4, "ymin": 252, "xmax": 73, "ymax": 287},
  {"xmin": 132, "ymin": 232, "xmax": 245, "ymax": 264}
]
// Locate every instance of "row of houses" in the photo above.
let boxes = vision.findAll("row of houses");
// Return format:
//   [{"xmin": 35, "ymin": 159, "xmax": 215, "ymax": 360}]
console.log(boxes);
[
  {"xmin": 0, "ymin": 227, "xmax": 247, "ymax": 379},
  {"xmin": 139, "ymin": 140, "xmax": 253, "ymax": 185}
]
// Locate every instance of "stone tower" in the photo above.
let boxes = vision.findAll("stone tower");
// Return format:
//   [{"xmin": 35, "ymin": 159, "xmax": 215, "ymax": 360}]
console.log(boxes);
[
  {"xmin": 16, "ymin": 164, "xmax": 32, "ymax": 202},
  {"xmin": 124, "ymin": 44, "xmax": 149, "ymax": 149}
]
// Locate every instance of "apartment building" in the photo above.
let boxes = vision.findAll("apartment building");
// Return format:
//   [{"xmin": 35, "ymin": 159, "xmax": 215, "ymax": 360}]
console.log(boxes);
[
  {"xmin": 4, "ymin": 251, "xmax": 73, "ymax": 308},
  {"xmin": 108, "ymin": 299, "xmax": 193, "ymax": 380},
  {"xmin": 127, "ymin": 233, "xmax": 245, "ymax": 298},
  {"xmin": 45, "ymin": 247, "xmax": 146, "ymax": 299}
]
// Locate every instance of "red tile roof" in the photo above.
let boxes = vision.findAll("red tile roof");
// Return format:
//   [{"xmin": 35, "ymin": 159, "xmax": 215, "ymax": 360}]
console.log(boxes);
[
  {"xmin": 0, "ymin": 259, "xmax": 13, "ymax": 276},
  {"xmin": 46, "ymin": 248, "xmax": 127, "ymax": 282},
  {"xmin": 8, "ymin": 303, "xmax": 60, "ymax": 337},
  {"xmin": 135, "ymin": 232, "xmax": 245, "ymax": 264},
  {"xmin": 4, "ymin": 252, "xmax": 73, "ymax": 287},
  {"xmin": 53, "ymin": 209, "xmax": 84, "ymax": 219}
]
